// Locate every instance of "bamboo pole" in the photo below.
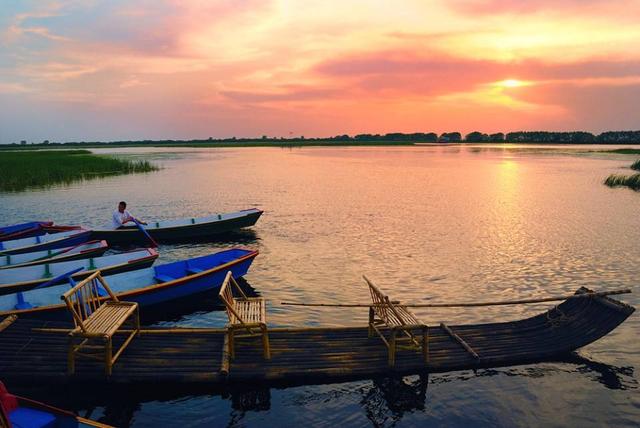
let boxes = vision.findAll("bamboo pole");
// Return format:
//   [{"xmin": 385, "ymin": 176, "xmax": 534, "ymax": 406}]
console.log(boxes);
[
  {"xmin": 280, "ymin": 289, "xmax": 631, "ymax": 308},
  {"xmin": 440, "ymin": 322, "xmax": 480, "ymax": 360},
  {"xmin": 0, "ymin": 315, "xmax": 18, "ymax": 333}
]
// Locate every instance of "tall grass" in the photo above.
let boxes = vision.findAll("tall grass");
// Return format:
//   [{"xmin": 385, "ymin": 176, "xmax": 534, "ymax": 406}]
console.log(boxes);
[
  {"xmin": 631, "ymin": 159, "xmax": 640, "ymax": 171},
  {"xmin": 604, "ymin": 173, "xmax": 640, "ymax": 191},
  {"xmin": 601, "ymin": 148, "xmax": 640, "ymax": 155},
  {"xmin": 1, "ymin": 150, "xmax": 158, "ymax": 192}
]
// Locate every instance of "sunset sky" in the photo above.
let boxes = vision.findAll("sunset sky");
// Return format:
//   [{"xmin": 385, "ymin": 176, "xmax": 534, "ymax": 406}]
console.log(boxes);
[{"xmin": 1, "ymin": 0, "xmax": 639, "ymax": 143}]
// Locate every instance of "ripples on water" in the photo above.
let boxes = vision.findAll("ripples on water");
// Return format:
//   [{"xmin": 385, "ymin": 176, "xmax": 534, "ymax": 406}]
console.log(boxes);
[{"xmin": 1, "ymin": 145, "xmax": 639, "ymax": 427}]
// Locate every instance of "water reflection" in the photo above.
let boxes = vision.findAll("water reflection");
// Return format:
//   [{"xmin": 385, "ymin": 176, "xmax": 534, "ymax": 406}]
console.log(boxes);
[
  {"xmin": 144, "ymin": 278, "xmax": 257, "ymax": 325},
  {"xmin": 2, "ymin": 146, "xmax": 639, "ymax": 426},
  {"xmin": 8, "ymin": 354, "xmax": 633, "ymax": 427},
  {"xmin": 361, "ymin": 374, "xmax": 428, "ymax": 427}
]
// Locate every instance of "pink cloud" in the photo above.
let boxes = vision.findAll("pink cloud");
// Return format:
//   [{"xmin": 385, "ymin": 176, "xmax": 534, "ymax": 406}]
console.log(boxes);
[{"xmin": 450, "ymin": 0, "xmax": 611, "ymax": 14}]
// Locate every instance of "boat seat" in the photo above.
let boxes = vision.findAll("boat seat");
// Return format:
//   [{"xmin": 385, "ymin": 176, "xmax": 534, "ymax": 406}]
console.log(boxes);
[
  {"xmin": 9, "ymin": 407, "xmax": 57, "ymax": 428},
  {"xmin": 154, "ymin": 274, "xmax": 175, "ymax": 283},
  {"xmin": 186, "ymin": 267, "xmax": 204, "ymax": 274}
]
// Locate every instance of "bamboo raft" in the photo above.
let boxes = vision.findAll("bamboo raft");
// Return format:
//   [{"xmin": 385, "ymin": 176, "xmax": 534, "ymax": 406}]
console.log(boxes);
[{"xmin": 0, "ymin": 288, "xmax": 634, "ymax": 387}]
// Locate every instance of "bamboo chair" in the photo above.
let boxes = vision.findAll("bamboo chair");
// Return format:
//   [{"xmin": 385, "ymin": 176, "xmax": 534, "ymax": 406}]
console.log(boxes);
[
  {"xmin": 60, "ymin": 271, "xmax": 140, "ymax": 376},
  {"xmin": 363, "ymin": 275, "xmax": 428, "ymax": 367},
  {"xmin": 219, "ymin": 271, "xmax": 270, "ymax": 360}
]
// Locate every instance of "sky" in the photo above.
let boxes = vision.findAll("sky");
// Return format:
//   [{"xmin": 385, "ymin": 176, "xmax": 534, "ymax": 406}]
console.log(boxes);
[{"xmin": 1, "ymin": 0, "xmax": 639, "ymax": 143}]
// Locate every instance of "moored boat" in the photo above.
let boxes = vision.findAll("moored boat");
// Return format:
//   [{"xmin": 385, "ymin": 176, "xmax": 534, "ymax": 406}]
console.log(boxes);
[
  {"xmin": 0, "ymin": 230, "xmax": 91, "ymax": 255},
  {"xmin": 0, "ymin": 221, "xmax": 81, "ymax": 242},
  {"xmin": 0, "ymin": 248, "xmax": 158, "ymax": 295},
  {"xmin": 0, "ymin": 381, "xmax": 110, "ymax": 427},
  {"xmin": 0, "ymin": 221, "xmax": 52, "ymax": 242},
  {"xmin": 0, "ymin": 241, "xmax": 109, "ymax": 270},
  {"xmin": 0, "ymin": 248, "xmax": 258, "ymax": 320},
  {"xmin": 89, "ymin": 208, "xmax": 263, "ymax": 244}
]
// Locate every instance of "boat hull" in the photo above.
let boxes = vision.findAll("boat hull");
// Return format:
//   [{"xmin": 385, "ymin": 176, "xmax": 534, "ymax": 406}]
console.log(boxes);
[
  {"xmin": 0, "ymin": 249, "xmax": 158, "ymax": 295},
  {"xmin": 0, "ymin": 241, "xmax": 109, "ymax": 270},
  {"xmin": 0, "ymin": 249, "xmax": 258, "ymax": 321},
  {"xmin": 0, "ymin": 231, "xmax": 91, "ymax": 255},
  {"xmin": 89, "ymin": 209, "xmax": 263, "ymax": 245}
]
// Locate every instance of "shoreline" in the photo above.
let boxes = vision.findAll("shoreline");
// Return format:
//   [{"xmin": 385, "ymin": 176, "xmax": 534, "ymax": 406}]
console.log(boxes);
[{"xmin": 2, "ymin": 140, "xmax": 640, "ymax": 152}]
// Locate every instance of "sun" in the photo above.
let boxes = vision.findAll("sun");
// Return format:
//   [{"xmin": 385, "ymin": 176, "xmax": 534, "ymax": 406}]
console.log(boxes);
[{"xmin": 496, "ymin": 79, "xmax": 531, "ymax": 88}]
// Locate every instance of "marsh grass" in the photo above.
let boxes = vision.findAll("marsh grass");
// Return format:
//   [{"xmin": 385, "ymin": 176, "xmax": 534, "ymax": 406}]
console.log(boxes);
[
  {"xmin": 630, "ymin": 159, "xmax": 640, "ymax": 171},
  {"xmin": 1, "ymin": 150, "xmax": 158, "ymax": 192},
  {"xmin": 604, "ymin": 173, "xmax": 640, "ymax": 191},
  {"xmin": 600, "ymin": 148, "xmax": 640, "ymax": 155}
]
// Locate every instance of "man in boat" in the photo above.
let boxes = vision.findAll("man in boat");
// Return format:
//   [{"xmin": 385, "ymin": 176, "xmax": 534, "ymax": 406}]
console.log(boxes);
[{"xmin": 112, "ymin": 201, "xmax": 147, "ymax": 229}]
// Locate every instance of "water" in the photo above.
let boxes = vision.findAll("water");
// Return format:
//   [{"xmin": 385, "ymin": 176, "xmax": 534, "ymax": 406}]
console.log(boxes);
[{"xmin": 1, "ymin": 145, "xmax": 639, "ymax": 427}]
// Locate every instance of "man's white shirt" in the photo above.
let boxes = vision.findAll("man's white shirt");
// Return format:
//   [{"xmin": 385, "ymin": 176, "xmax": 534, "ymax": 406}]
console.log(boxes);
[{"xmin": 112, "ymin": 209, "xmax": 132, "ymax": 229}]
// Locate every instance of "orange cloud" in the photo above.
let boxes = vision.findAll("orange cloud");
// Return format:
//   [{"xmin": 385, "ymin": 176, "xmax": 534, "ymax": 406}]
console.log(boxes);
[{"xmin": 1, "ymin": 0, "xmax": 640, "ymax": 142}]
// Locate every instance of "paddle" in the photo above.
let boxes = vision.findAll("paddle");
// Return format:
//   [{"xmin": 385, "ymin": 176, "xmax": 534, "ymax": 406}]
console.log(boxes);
[
  {"xmin": 15, "ymin": 267, "xmax": 85, "ymax": 310},
  {"xmin": 33, "ymin": 266, "xmax": 85, "ymax": 290},
  {"xmin": 31, "ymin": 239, "xmax": 102, "ymax": 262},
  {"xmin": 132, "ymin": 217, "xmax": 158, "ymax": 248}
]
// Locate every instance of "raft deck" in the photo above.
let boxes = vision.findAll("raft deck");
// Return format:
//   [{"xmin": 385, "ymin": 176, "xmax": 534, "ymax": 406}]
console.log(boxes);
[{"xmin": 0, "ymin": 290, "xmax": 634, "ymax": 386}]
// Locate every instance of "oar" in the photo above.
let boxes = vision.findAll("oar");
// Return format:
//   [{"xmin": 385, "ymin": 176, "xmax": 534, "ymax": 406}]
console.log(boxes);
[
  {"xmin": 30, "ymin": 239, "xmax": 103, "ymax": 262},
  {"xmin": 132, "ymin": 218, "xmax": 158, "ymax": 248},
  {"xmin": 14, "ymin": 267, "xmax": 84, "ymax": 310},
  {"xmin": 33, "ymin": 266, "xmax": 85, "ymax": 290}
]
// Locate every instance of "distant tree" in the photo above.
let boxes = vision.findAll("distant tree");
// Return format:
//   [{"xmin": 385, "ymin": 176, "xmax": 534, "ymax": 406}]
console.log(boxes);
[
  {"xmin": 438, "ymin": 132, "xmax": 461, "ymax": 142},
  {"xmin": 20, "ymin": 140, "xmax": 26, "ymax": 145},
  {"xmin": 489, "ymin": 132, "xmax": 505, "ymax": 142},
  {"xmin": 262, "ymin": 135, "xmax": 267, "ymax": 140},
  {"xmin": 42, "ymin": 140, "xmax": 50, "ymax": 144},
  {"xmin": 506, "ymin": 131, "xmax": 596, "ymax": 143},
  {"xmin": 423, "ymin": 132, "xmax": 438, "ymax": 142},
  {"xmin": 596, "ymin": 131, "xmax": 640, "ymax": 143},
  {"xmin": 464, "ymin": 131, "xmax": 489, "ymax": 142}
]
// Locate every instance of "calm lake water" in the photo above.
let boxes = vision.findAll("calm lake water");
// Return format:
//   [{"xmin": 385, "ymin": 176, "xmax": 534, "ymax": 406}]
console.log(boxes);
[{"xmin": 1, "ymin": 145, "xmax": 639, "ymax": 427}]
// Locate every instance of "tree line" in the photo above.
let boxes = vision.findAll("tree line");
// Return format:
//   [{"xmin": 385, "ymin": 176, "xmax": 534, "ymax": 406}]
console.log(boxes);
[{"xmin": 5, "ymin": 130, "xmax": 640, "ymax": 147}]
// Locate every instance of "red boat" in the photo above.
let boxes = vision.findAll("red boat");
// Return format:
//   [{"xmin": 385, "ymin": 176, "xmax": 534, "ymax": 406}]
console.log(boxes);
[{"xmin": 0, "ymin": 381, "xmax": 111, "ymax": 427}]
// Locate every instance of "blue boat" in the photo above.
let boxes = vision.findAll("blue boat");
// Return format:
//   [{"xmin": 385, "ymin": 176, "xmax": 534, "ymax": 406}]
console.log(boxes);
[
  {"xmin": 0, "ymin": 381, "xmax": 110, "ymax": 427},
  {"xmin": 0, "ymin": 248, "xmax": 158, "ymax": 295},
  {"xmin": 0, "ymin": 221, "xmax": 82, "ymax": 242},
  {"xmin": 0, "ymin": 230, "xmax": 91, "ymax": 255},
  {"xmin": 0, "ymin": 248, "xmax": 258, "ymax": 320},
  {"xmin": 0, "ymin": 221, "xmax": 51, "ymax": 241},
  {"xmin": 0, "ymin": 241, "xmax": 109, "ymax": 269}
]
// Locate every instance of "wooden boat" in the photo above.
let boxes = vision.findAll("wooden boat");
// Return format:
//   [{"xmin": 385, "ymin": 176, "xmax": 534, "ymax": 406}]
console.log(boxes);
[
  {"xmin": 89, "ymin": 208, "xmax": 263, "ymax": 244},
  {"xmin": 0, "ymin": 221, "xmax": 81, "ymax": 242},
  {"xmin": 0, "ymin": 230, "xmax": 91, "ymax": 255},
  {"xmin": 0, "ymin": 248, "xmax": 258, "ymax": 320},
  {"xmin": 0, "ymin": 287, "xmax": 633, "ymax": 386},
  {"xmin": 0, "ymin": 248, "xmax": 158, "ymax": 295},
  {"xmin": 0, "ymin": 241, "xmax": 108, "ymax": 270},
  {"xmin": 0, "ymin": 381, "xmax": 110, "ymax": 427},
  {"xmin": 0, "ymin": 221, "xmax": 51, "ymax": 242}
]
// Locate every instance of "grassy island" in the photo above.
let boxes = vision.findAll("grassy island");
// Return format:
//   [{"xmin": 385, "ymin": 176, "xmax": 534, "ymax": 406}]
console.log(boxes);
[
  {"xmin": 604, "ymin": 159, "xmax": 640, "ymax": 191},
  {"xmin": 604, "ymin": 174, "xmax": 640, "ymax": 191},
  {"xmin": 1, "ymin": 150, "xmax": 157, "ymax": 192}
]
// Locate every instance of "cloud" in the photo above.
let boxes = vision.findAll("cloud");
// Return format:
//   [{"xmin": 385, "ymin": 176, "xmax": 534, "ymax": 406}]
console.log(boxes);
[
  {"xmin": 219, "ymin": 87, "xmax": 342, "ymax": 103},
  {"xmin": 0, "ymin": 83, "xmax": 32, "ymax": 94},
  {"xmin": 449, "ymin": 0, "xmax": 612, "ymax": 14}
]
